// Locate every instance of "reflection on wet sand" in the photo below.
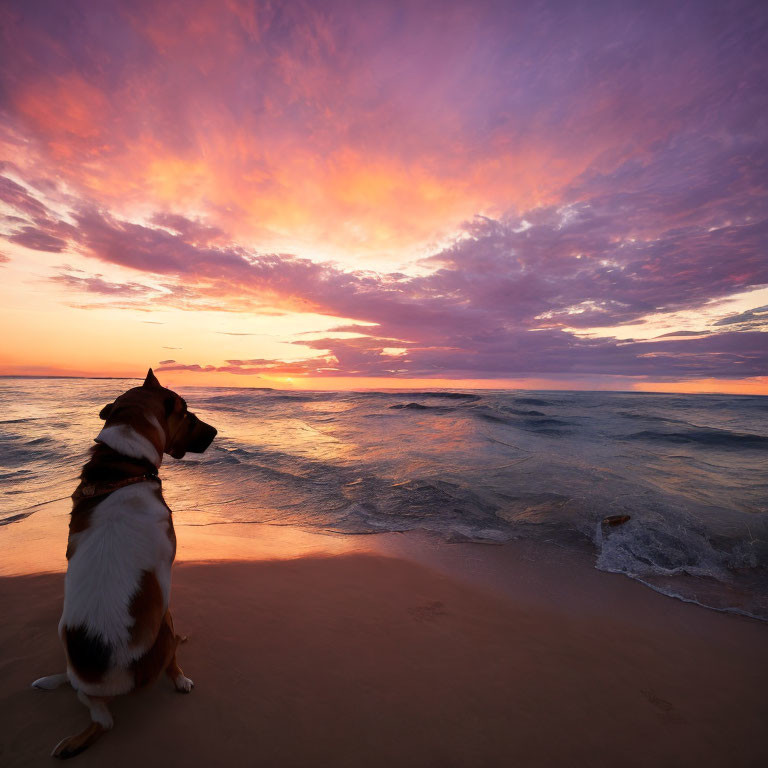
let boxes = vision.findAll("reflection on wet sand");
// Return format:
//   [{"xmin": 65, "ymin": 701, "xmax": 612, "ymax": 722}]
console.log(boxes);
[{"xmin": 0, "ymin": 498, "xmax": 364, "ymax": 578}]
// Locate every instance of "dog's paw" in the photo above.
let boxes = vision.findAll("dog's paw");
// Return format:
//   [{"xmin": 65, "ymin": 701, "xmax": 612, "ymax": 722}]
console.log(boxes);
[{"xmin": 174, "ymin": 674, "xmax": 194, "ymax": 693}]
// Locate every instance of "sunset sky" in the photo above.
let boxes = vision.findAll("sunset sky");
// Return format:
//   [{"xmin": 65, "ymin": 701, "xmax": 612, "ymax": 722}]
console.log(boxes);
[{"xmin": 0, "ymin": 0, "xmax": 766, "ymax": 392}]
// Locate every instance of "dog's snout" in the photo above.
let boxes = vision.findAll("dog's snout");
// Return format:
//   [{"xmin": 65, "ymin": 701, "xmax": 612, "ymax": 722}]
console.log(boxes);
[{"xmin": 188, "ymin": 419, "xmax": 217, "ymax": 454}]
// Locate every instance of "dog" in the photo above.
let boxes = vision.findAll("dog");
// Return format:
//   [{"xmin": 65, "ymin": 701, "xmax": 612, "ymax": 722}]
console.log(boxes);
[{"xmin": 31, "ymin": 369, "xmax": 217, "ymax": 759}]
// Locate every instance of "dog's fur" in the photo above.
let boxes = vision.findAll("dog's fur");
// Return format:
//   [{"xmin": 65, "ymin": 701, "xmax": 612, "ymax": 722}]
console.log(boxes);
[{"xmin": 32, "ymin": 369, "xmax": 217, "ymax": 759}]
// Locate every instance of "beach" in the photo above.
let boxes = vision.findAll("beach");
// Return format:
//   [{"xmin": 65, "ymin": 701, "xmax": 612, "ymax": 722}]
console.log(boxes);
[{"xmin": 1, "ymin": 513, "xmax": 766, "ymax": 767}]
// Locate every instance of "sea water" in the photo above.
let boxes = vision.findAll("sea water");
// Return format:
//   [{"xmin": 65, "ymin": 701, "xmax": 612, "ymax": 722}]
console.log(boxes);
[{"xmin": 1, "ymin": 378, "xmax": 766, "ymax": 618}]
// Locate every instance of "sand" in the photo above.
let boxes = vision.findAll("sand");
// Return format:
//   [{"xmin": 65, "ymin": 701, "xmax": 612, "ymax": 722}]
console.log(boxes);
[{"xmin": 1, "ymin": 532, "xmax": 767, "ymax": 768}]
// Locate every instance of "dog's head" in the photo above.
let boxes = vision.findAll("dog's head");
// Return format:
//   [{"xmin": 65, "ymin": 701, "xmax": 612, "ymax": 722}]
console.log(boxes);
[{"xmin": 99, "ymin": 369, "xmax": 217, "ymax": 460}]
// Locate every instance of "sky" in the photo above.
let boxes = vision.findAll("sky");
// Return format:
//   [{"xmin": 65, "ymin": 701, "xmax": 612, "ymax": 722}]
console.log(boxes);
[{"xmin": 0, "ymin": 0, "xmax": 766, "ymax": 393}]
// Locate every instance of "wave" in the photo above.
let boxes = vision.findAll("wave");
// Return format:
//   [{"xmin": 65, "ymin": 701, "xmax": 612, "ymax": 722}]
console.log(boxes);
[
  {"xmin": 594, "ymin": 517, "xmax": 768, "ymax": 618},
  {"xmin": 627, "ymin": 428, "xmax": 768, "ymax": 448},
  {"xmin": 389, "ymin": 403, "xmax": 455, "ymax": 411},
  {"xmin": 471, "ymin": 407, "xmax": 570, "ymax": 432},
  {"xmin": 522, "ymin": 417, "xmax": 568, "ymax": 427},
  {"xmin": 264, "ymin": 394, "xmax": 318, "ymax": 402},
  {"xmin": 200, "ymin": 393, "xmax": 277, "ymax": 407},
  {"xmin": 24, "ymin": 436, "xmax": 54, "ymax": 446},
  {"xmin": 0, "ymin": 511, "xmax": 34, "ymax": 526},
  {"xmin": 0, "ymin": 417, "xmax": 44, "ymax": 425},
  {"xmin": 618, "ymin": 411, "xmax": 687, "ymax": 425},
  {"xmin": 0, "ymin": 469, "xmax": 34, "ymax": 481},
  {"xmin": 360, "ymin": 391, "xmax": 481, "ymax": 401}
]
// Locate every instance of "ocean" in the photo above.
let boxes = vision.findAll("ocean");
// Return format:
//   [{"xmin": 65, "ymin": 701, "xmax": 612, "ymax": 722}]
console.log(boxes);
[{"xmin": 1, "ymin": 378, "xmax": 766, "ymax": 619}]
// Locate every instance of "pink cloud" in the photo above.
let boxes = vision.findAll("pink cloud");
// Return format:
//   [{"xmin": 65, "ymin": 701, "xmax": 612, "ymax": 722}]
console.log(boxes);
[{"xmin": 7, "ymin": 226, "xmax": 67, "ymax": 252}]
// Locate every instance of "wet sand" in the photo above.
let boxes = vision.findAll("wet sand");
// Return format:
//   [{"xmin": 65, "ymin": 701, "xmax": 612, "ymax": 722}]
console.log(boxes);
[{"xmin": 1, "ymin": 535, "xmax": 767, "ymax": 767}]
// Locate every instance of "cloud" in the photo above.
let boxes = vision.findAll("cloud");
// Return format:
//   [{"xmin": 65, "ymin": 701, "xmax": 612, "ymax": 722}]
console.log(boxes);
[
  {"xmin": 0, "ymin": 175, "xmax": 51, "ymax": 220},
  {"xmin": 714, "ymin": 305, "xmax": 768, "ymax": 329},
  {"xmin": 0, "ymin": 174, "xmax": 77, "ymax": 251},
  {"xmin": 150, "ymin": 212, "xmax": 224, "ymax": 246},
  {"xmin": 215, "ymin": 331, "xmax": 270, "ymax": 336},
  {"xmin": 156, "ymin": 358, "xmax": 321, "ymax": 376},
  {"xmin": 50, "ymin": 271, "xmax": 155, "ymax": 296},
  {"xmin": 653, "ymin": 330, "xmax": 711, "ymax": 339},
  {"xmin": 5, "ymin": 183, "xmax": 766, "ymax": 381},
  {"xmin": 162, "ymin": 325, "xmax": 768, "ymax": 381},
  {"xmin": 0, "ymin": 1, "xmax": 766, "ymax": 383},
  {"xmin": 2, "ymin": 0, "xmax": 766, "ymax": 263}
]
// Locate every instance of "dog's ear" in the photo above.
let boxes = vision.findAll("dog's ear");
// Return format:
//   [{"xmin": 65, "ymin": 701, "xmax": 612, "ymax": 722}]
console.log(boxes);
[
  {"xmin": 99, "ymin": 402, "xmax": 115, "ymax": 421},
  {"xmin": 143, "ymin": 368, "xmax": 162, "ymax": 389}
]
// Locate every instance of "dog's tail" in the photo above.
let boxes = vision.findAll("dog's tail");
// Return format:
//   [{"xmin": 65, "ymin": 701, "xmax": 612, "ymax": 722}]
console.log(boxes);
[
  {"xmin": 51, "ymin": 690, "xmax": 113, "ymax": 759},
  {"xmin": 51, "ymin": 722, "xmax": 106, "ymax": 760}
]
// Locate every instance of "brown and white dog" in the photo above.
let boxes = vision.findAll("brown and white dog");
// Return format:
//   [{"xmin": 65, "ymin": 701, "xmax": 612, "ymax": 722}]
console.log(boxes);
[{"xmin": 32, "ymin": 369, "xmax": 217, "ymax": 759}]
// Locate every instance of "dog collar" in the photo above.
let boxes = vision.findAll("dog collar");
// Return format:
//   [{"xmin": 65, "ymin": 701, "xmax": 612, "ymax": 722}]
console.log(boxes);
[{"xmin": 72, "ymin": 471, "xmax": 161, "ymax": 502}]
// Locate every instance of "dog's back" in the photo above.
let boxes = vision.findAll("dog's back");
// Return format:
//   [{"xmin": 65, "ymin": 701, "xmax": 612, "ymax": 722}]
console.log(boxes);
[{"xmin": 61, "ymin": 482, "xmax": 175, "ymax": 697}]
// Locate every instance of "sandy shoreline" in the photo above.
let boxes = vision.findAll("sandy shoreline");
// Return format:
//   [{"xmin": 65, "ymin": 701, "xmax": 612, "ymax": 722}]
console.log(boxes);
[{"xmin": 1, "ymin": 532, "xmax": 767, "ymax": 767}]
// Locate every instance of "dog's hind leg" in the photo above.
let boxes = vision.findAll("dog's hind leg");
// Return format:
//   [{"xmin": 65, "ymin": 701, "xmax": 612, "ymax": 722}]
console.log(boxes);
[
  {"xmin": 51, "ymin": 690, "xmax": 112, "ymax": 759},
  {"xmin": 31, "ymin": 673, "xmax": 70, "ymax": 690},
  {"xmin": 164, "ymin": 611, "xmax": 194, "ymax": 693},
  {"xmin": 166, "ymin": 650, "xmax": 194, "ymax": 693}
]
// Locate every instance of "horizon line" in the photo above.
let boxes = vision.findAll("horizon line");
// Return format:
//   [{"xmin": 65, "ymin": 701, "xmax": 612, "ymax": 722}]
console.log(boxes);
[{"xmin": 0, "ymin": 375, "xmax": 764, "ymax": 397}]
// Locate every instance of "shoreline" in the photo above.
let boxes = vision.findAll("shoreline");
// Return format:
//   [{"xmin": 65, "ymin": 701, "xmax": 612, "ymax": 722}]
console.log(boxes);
[
  {"xmin": 3, "ymin": 497, "xmax": 766, "ymax": 623},
  {"xmin": 1, "ymin": 526, "xmax": 767, "ymax": 766}
]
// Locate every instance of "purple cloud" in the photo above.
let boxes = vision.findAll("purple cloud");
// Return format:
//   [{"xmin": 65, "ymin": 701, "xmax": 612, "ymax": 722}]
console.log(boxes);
[
  {"xmin": 0, "ymin": 176, "xmax": 51, "ymax": 220},
  {"xmin": 0, "ymin": 174, "xmax": 77, "ymax": 252},
  {"xmin": 714, "ymin": 305, "xmax": 768, "ymax": 329},
  {"xmin": 50, "ymin": 271, "xmax": 155, "ymax": 296},
  {"xmin": 150, "ymin": 212, "xmax": 225, "ymax": 246},
  {"xmin": 7, "ymin": 227, "xmax": 67, "ymax": 252}
]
